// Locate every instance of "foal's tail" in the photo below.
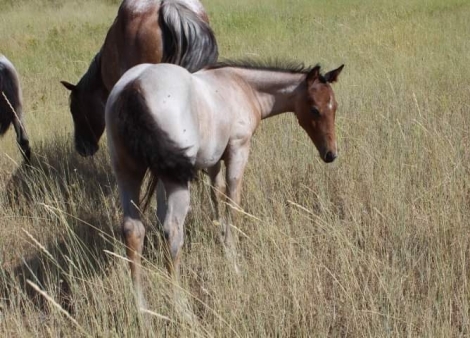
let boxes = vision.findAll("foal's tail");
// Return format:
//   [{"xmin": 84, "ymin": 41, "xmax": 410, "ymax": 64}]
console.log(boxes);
[
  {"xmin": 160, "ymin": 0, "xmax": 219, "ymax": 72},
  {"xmin": 0, "ymin": 58, "xmax": 22, "ymax": 136},
  {"xmin": 115, "ymin": 82, "xmax": 196, "ymax": 210}
]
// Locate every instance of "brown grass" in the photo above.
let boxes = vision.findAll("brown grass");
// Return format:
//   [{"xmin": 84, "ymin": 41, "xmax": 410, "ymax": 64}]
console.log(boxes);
[{"xmin": 1, "ymin": 0, "xmax": 470, "ymax": 336}]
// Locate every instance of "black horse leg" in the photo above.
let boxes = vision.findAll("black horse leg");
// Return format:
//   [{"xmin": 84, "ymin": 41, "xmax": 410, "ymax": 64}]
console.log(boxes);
[{"xmin": 12, "ymin": 116, "xmax": 31, "ymax": 162}]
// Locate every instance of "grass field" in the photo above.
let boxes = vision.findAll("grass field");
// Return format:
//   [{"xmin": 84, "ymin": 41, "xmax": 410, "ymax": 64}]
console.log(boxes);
[{"xmin": 1, "ymin": 0, "xmax": 470, "ymax": 336}]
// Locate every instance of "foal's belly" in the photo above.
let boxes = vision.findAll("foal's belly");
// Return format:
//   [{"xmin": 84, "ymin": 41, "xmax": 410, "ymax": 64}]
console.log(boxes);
[
  {"xmin": 196, "ymin": 145, "xmax": 226, "ymax": 169},
  {"xmin": 195, "ymin": 137, "xmax": 228, "ymax": 169}
]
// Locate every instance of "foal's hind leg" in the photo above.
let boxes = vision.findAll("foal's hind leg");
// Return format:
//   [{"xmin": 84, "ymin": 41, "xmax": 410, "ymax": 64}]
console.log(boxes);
[
  {"xmin": 114, "ymin": 163, "xmax": 147, "ymax": 308},
  {"xmin": 161, "ymin": 179, "xmax": 191, "ymax": 279},
  {"xmin": 12, "ymin": 112, "xmax": 31, "ymax": 161}
]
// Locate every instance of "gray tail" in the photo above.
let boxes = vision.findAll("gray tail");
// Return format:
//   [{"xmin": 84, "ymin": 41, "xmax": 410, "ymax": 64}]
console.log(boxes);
[
  {"xmin": 0, "ymin": 62, "xmax": 21, "ymax": 136},
  {"xmin": 160, "ymin": 0, "xmax": 218, "ymax": 72},
  {"xmin": 116, "ymin": 82, "xmax": 196, "ymax": 209}
]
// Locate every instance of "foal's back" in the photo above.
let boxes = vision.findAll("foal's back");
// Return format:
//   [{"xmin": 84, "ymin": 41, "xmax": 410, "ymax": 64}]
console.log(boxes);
[{"xmin": 108, "ymin": 63, "xmax": 263, "ymax": 170}]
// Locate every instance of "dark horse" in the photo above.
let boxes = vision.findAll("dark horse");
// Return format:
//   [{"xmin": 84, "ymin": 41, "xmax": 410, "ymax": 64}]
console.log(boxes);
[
  {"xmin": 61, "ymin": 0, "xmax": 218, "ymax": 157},
  {"xmin": 0, "ymin": 54, "xmax": 31, "ymax": 161}
]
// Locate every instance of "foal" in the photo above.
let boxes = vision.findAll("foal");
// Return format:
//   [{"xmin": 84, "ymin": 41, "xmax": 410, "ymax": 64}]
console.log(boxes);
[
  {"xmin": 0, "ymin": 54, "xmax": 31, "ymax": 161},
  {"xmin": 106, "ymin": 61, "xmax": 344, "ymax": 307}
]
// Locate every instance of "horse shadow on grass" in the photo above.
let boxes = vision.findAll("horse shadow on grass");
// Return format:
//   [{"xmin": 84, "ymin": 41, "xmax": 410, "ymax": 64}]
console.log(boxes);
[
  {"xmin": 0, "ymin": 138, "xmax": 121, "ymax": 314},
  {"xmin": 0, "ymin": 138, "xmax": 212, "ymax": 318}
]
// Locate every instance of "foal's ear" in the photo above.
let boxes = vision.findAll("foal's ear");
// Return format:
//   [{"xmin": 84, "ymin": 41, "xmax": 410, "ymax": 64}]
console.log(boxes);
[
  {"xmin": 306, "ymin": 65, "xmax": 321, "ymax": 84},
  {"xmin": 324, "ymin": 64, "xmax": 344, "ymax": 83},
  {"xmin": 60, "ymin": 81, "xmax": 76, "ymax": 91}
]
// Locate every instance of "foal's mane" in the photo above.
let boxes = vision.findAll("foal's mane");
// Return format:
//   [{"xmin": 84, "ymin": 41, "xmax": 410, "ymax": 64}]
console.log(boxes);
[{"xmin": 208, "ymin": 59, "xmax": 324, "ymax": 78}]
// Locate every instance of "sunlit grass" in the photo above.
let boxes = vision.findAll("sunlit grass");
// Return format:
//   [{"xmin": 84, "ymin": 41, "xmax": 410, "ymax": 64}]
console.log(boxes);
[{"xmin": 1, "ymin": 0, "xmax": 470, "ymax": 336}]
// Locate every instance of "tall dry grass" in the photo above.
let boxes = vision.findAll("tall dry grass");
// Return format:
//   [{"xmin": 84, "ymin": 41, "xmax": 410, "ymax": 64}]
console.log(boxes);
[{"xmin": 1, "ymin": 0, "xmax": 470, "ymax": 336}]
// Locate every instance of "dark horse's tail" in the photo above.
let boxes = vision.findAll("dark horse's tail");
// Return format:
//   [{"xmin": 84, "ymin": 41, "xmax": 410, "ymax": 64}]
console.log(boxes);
[
  {"xmin": 115, "ymin": 81, "xmax": 196, "ymax": 210},
  {"xmin": 0, "ymin": 58, "xmax": 22, "ymax": 136},
  {"xmin": 160, "ymin": 0, "xmax": 218, "ymax": 72}
]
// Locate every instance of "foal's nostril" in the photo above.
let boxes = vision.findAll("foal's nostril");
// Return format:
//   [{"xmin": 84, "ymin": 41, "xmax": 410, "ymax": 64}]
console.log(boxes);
[{"xmin": 324, "ymin": 151, "xmax": 337, "ymax": 163}]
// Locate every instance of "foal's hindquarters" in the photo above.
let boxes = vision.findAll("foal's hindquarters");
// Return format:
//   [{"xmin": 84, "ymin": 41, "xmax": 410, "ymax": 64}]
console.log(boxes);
[
  {"xmin": 0, "ymin": 55, "xmax": 31, "ymax": 161},
  {"xmin": 106, "ymin": 64, "xmax": 197, "ymax": 307}
]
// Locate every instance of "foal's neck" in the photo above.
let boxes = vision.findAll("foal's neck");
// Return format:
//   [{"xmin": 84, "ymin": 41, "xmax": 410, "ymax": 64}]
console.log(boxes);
[{"xmin": 230, "ymin": 68, "xmax": 306, "ymax": 119}]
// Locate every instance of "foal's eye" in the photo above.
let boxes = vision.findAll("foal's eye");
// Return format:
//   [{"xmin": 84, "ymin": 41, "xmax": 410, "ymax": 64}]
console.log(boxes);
[{"xmin": 310, "ymin": 107, "xmax": 320, "ymax": 117}]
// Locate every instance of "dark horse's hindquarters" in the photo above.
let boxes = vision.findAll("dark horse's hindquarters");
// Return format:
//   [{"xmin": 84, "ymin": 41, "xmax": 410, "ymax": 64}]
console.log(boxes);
[{"xmin": 0, "ymin": 55, "xmax": 31, "ymax": 161}]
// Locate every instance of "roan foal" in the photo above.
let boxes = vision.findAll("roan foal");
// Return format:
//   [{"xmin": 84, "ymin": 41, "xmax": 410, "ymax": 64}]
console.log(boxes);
[{"xmin": 106, "ymin": 60, "xmax": 344, "ymax": 307}]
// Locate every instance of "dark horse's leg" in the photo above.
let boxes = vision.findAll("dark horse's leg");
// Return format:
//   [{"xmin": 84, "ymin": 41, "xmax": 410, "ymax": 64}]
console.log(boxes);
[{"xmin": 12, "ymin": 114, "xmax": 31, "ymax": 162}]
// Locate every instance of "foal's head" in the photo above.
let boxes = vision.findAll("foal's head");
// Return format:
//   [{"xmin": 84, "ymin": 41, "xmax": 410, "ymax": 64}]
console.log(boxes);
[{"xmin": 296, "ymin": 64, "xmax": 344, "ymax": 163}]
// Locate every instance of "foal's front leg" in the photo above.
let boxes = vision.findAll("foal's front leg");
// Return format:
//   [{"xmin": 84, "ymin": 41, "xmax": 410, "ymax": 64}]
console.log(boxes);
[
  {"xmin": 161, "ymin": 179, "xmax": 191, "ymax": 279},
  {"xmin": 223, "ymin": 141, "xmax": 251, "ymax": 272},
  {"xmin": 207, "ymin": 161, "xmax": 226, "ymax": 226}
]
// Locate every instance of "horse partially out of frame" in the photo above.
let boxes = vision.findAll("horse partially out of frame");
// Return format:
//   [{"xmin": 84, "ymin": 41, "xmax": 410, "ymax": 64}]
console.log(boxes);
[
  {"xmin": 61, "ymin": 0, "xmax": 218, "ymax": 157},
  {"xmin": 0, "ymin": 54, "xmax": 31, "ymax": 161},
  {"xmin": 106, "ymin": 60, "xmax": 344, "ymax": 307}
]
